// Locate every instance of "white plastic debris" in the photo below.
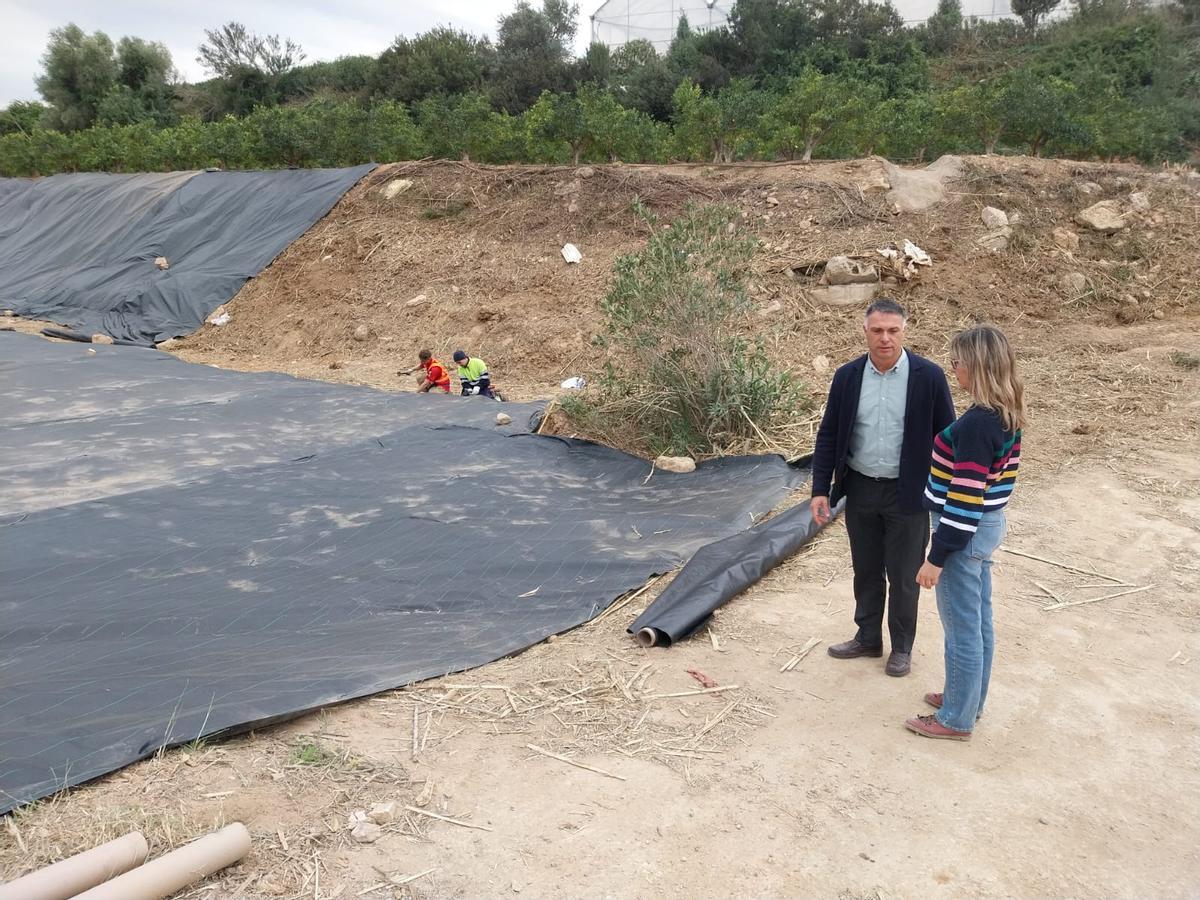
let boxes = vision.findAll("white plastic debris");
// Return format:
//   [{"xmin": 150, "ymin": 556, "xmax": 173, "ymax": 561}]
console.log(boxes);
[
  {"xmin": 560, "ymin": 376, "xmax": 587, "ymax": 390},
  {"xmin": 903, "ymin": 240, "xmax": 931, "ymax": 266},
  {"xmin": 561, "ymin": 243, "xmax": 582, "ymax": 264},
  {"xmin": 210, "ymin": 313, "xmax": 231, "ymax": 327}
]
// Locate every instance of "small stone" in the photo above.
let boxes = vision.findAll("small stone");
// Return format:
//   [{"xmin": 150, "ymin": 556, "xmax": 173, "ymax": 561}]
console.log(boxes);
[
  {"xmin": 368, "ymin": 801, "xmax": 398, "ymax": 825},
  {"xmin": 654, "ymin": 455, "xmax": 696, "ymax": 474},
  {"xmin": 156, "ymin": 338, "xmax": 183, "ymax": 351},
  {"xmin": 1075, "ymin": 200, "xmax": 1126, "ymax": 232},
  {"xmin": 976, "ymin": 226, "xmax": 1011, "ymax": 252},
  {"xmin": 90, "ymin": 333, "xmax": 114, "ymax": 345},
  {"xmin": 405, "ymin": 294, "xmax": 427, "ymax": 307},
  {"xmin": 575, "ymin": 166, "xmax": 595, "ymax": 178},
  {"xmin": 496, "ymin": 413, "xmax": 512, "ymax": 426},
  {"xmin": 1078, "ymin": 181, "xmax": 1102, "ymax": 195},
  {"xmin": 812, "ymin": 355, "xmax": 830, "ymax": 373},
  {"xmin": 350, "ymin": 821, "xmax": 382, "ymax": 843},
  {"xmin": 980, "ymin": 206, "xmax": 1008, "ymax": 228},
  {"xmin": 1051, "ymin": 228, "xmax": 1080, "ymax": 253},
  {"xmin": 329, "ymin": 360, "xmax": 343, "ymax": 369},
  {"xmin": 567, "ymin": 200, "xmax": 580, "ymax": 214},
  {"xmin": 1120, "ymin": 294, "xmax": 1138, "ymax": 307},
  {"xmin": 1, "ymin": 309, "xmax": 14, "ymax": 317},
  {"xmin": 757, "ymin": 299, "xmax": 784, "ymax": 317},
  {"xmin": 154, "ymin": 256, "xmax": 170, "ymax": 270},
  {"xmin": 380, "ymin": 178, "xmax": 413, "ymax": 199},
  {"xmin": 1128, "ymin": 191, "xmax": 1150, "ymax": 210},
  {"xmin": 1072, "ymin": 423, "xmax": 1093, "ymax": 435},
  {"xmin": 352, "ymin": 324, "xmax": 370, "ymax": 342},
  {"xmin": 766, "ymin": 195, "xmax": 779, "ymax": 207},
  {"xmin": 1059, "ymin": 272, "xmax": 1088, "ymax": 296},
  {"xmin": 1152, "ymin": 309, "xmax": 1165, "ymax": 320},
  {"xmin": 825, "ymin": 255, "xmax": 879, "ymax": 285},
  {"xmin": 451, "ymin": 285, "xmax": 460, "ymax": 294}
]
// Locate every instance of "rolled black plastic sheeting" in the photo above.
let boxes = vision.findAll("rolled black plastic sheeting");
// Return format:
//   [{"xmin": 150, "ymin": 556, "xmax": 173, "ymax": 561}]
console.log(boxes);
[{"xmin": 629, "ymin": 497, "xmax": 845, "ymax": 647}]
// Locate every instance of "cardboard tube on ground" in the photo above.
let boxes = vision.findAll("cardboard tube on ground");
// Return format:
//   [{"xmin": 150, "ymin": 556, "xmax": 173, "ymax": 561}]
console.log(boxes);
[
  {"xmin": 0, "ymin": 831, "xmax": 149, "ymax": 900},
  {"xmin": 72, "ymin": 823, "xmax": 251, "ymax": 900}
]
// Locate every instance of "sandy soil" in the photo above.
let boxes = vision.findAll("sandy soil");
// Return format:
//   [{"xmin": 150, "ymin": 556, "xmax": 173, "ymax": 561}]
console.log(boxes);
[{"xmin": 3, "ymin": 156, "xmax": 1198, "ymax": 899}]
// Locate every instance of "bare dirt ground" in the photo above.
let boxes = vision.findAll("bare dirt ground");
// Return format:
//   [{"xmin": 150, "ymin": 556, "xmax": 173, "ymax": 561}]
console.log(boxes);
[{"xmin": 3, "ymin": 156, "xmax": 1199, "ymax": 899}]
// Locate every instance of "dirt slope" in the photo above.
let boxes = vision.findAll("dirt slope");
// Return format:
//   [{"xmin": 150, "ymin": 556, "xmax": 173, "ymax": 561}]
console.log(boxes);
[{"xmin": 4, "ymin": 156, "xmax": 1198, "ymax": 899}]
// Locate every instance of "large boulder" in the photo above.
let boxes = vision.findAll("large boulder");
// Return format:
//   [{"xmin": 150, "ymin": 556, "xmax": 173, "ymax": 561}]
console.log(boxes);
[
  {"xmin": 882, "ymin": 155, "xmax": 964, "ymax": 212},
  {"xmin": 1075, "ymin": 200, "xmax": 1126, "ymax": 232}
]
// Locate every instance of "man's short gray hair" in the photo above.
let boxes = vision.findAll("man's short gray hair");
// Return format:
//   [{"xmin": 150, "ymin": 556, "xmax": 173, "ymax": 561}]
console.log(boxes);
[{"xmin": 865, "ymin": 298, "xmax": 907, "ymax": 321}]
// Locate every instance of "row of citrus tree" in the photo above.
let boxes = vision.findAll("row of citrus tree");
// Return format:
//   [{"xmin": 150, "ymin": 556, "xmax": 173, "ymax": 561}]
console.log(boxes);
[{"xmin": 0, "ymin": 69, "xmax": 1183, "ymax": 177}]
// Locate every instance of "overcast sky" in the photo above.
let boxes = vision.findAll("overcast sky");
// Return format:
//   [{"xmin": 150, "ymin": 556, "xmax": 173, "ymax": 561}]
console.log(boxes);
[{"xmin": 0, "ymin": 0, "xmax": 602, "ymax": 105}]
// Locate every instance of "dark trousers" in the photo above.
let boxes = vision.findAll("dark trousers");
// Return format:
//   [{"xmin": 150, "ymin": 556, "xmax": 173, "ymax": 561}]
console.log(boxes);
[{"xmin": 843, "ymin": 469, "xmax": 929, "ymax": 654}]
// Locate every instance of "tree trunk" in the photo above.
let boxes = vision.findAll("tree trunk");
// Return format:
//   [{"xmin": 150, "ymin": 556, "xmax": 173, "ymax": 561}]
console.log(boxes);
[
  {"xmin": 802, "ymin": 135, "xmax": 816, "ymax": 163},
  {"xmin": 1031, "ymin": 133, "xmax": 1046, "ymax": 157},
  {"xmin": 916, "ymin": 146, "xmax": 927, "ymax": 163},
  {"xmin": 572, "ymin": 145, "xmax": 581, "ymax": 165}
]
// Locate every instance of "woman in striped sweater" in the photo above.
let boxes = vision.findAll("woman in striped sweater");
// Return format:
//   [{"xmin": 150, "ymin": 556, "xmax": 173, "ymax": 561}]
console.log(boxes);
[{"xmin": 906, "ymin": 325, "xmax": 1025, "ymax": 741}]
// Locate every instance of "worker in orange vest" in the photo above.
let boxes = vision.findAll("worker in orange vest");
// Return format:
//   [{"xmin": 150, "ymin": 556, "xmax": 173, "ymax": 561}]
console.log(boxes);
[{"xmin": 414, "ymin": 349, "xmax": 451, "ymax": 393}]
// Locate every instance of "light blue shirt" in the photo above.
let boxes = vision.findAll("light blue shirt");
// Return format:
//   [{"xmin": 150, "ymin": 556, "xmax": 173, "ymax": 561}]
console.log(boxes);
[{"xmin": 848, "ymin": 350, "xmax": 909, "ymax": 478}]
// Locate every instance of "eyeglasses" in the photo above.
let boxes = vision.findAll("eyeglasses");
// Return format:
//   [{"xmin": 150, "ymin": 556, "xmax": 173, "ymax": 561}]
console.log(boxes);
[{"xmin": 949, "ymin": 358, "xmax": 961, "ymax": 368}]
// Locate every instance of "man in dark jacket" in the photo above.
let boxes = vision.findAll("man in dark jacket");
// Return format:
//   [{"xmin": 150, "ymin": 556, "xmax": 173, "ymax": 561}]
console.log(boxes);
[{"xmin": 811, "ymin": 298, "xmax": 955, "ymax": 677}]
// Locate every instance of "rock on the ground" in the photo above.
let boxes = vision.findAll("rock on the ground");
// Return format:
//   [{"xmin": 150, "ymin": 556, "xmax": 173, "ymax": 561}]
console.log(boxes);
[
  {"xmin": 90, "ymin": 333, "xmax": 114, "ymax": 345},
  {"xmin": 156, "ymin": 338, "xmax": 183, "ymax": 351},
  {"xmin": 825, "ymin": 255, "xmax": 879, "ymax": 285},
  {"xmin": 977, "ymin": 227, "xmax": 1012, "ymax": 252},
  {"xmin": 1128, "ymin": 191, "xmax": 1151, "ymax": 210},
  {"xmin": 757, "ymin": 299, "xmax": 784, "ymax": 317},
  {"xmin": 812, "ymin": 355, "xmax": 830, "ymax": 373},
  {"xmin": 654, "ymin": 455, "xmax": 696, "ymax": 474},
  {"xmin": 981, "ymin": 206, "xmax": 1009, "ymax": 229},
  {"xmin": 154, "ymin": 256, "xmax": 170, "ymax": 270},
  {"xmin": 351, "ymin": 821, "xmax": 382, "ymax": 844},
  {"xmin": 1078, "ymin": 181, "xmax": 1102, "ymax": 195},
  {"xmin": 766, "ymin": 195, "xmax": 779, "ymax": 207},
  {"xmin": 1052, "ymin": 228, "xmax": 1080, "ymax": 253},
  {"xmin": 575, "ymin": 166, "xmax": 595, "ymax": 178},
  {"xmin": 380, "ymin": 178, "xmax": 413, "ymax": 199},
  {"xmin": 1075, "ymin": 200, "xmax": 1126, "ymax": 232},
  {"xmin": 882, "ymin": 155, "xmax": 963, "ymax": 212},
  {"xmin": 1152, "ymin": 309, "xmax": 1165, "ymax": 320},
  {"xmin": 405, "ymin": 294, "xmax": 427, "ymax": 307},
  {"xmin": 1060, "ymin": 272, "xmax": 1088, "ymax": 296},
  {"xmin": 2, "ymin": 309, "xmax": 16, "ymax": 317},
  {"xmin": 495, "ymin": 413, "xmax": 512, "ymax": 426},
  {"xmin": 352, "ymin": 324, "xmax": 370, "ymax": 342},
  {"xmin": 809, "ymin": 283, "xmax": 879, "ymax": 307},
  {"xmin": 368, "ymin": 801, "xmax": 398, "ymax": 825}
]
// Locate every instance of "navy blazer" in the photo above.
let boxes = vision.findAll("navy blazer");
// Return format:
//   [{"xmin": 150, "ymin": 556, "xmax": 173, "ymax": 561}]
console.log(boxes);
[{"xmin": 811, "ymin": 351, "xmax": 955, "ymax": 514}]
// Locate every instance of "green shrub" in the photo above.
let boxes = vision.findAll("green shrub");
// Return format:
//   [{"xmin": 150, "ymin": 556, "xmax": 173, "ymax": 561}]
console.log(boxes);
[{"xmin": 564, "ymin": 201, "xmax": 810, "ymax": 457}]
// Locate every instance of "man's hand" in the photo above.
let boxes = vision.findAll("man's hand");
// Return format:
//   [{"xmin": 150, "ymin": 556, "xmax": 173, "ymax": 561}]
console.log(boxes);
[
  {"xmin": 916, "ymin": 561, "xmax": 942, "ymax": 589},
  {"xmin": 811, "ymin": 495, "xmax": 831, "ymax": 527}
]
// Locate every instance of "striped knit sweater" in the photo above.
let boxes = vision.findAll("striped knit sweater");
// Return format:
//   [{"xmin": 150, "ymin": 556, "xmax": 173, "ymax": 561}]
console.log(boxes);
[{"xmin": 924, "ymin": 406, "xmax": 1021, "ymax": 566}]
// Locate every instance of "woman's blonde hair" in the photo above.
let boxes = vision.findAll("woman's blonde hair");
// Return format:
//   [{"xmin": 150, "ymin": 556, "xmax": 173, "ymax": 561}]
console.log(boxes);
[{"xmin": 951, "ymin": 324, "xmax": 1026, "ymax": 432}]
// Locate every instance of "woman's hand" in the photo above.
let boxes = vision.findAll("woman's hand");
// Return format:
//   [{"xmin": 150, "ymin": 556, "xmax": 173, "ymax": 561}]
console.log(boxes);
[{"xmin": 916, "ymin": 561, "xmax": 942, "ymax": 589}]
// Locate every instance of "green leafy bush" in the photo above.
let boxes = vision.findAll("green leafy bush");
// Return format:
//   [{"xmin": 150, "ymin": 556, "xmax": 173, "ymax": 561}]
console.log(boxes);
[{"xmin": 563, "ymin": 202, "xmax": 810, "ymax": 457}]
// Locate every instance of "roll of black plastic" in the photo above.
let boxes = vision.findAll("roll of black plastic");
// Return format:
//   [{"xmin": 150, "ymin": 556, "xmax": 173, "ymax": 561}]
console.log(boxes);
[{"xmin": 629, "ymin": 497, "xmax": 843, "ymax": 647}]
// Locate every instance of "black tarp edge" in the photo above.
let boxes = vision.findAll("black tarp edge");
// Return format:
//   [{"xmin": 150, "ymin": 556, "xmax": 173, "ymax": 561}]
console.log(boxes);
[{"xmin": 629, "ymin": 497, "xmax": 848, "ymax": 647}]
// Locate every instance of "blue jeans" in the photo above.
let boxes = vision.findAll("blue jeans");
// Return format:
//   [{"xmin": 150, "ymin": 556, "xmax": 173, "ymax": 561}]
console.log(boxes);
[{"xmin": 931, "ymin": 510, "xmax": 1007, "ymax": 732}]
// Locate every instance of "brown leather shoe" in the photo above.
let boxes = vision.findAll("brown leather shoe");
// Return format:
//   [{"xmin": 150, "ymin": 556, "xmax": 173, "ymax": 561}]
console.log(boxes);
[
  {"xmin": 885, "ymin": 651, "xmax": 911, "ymax": 677},
  {"xmin": 924, "ymin": 691, "xmax": 944, "ymax": 709},
  {"xmin": 827, "ymin": 638, "xmax": 883, "ymax": 659}
]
